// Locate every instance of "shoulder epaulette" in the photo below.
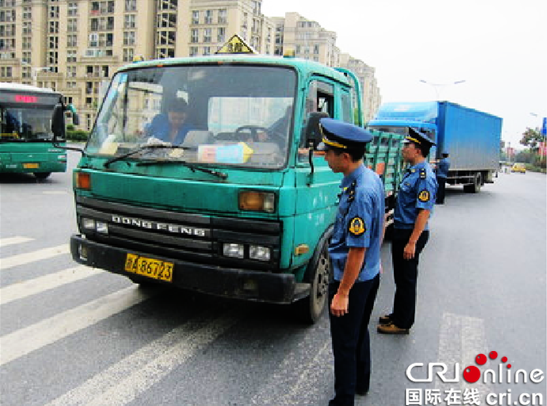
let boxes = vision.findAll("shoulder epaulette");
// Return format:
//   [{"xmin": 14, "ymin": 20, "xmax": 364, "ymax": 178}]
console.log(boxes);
[
  {"xmin": 347, "ymin": 180, "xmax": 357, "ymax": 202},
  {"xmin": 420, "ymin": 168, "xmax": 426, "ymax": 179}
]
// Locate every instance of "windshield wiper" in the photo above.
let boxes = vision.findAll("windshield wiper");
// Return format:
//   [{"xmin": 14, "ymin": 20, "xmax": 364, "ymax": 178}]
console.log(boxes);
[
  {"xmin": 137, "ymin": 159, "xmax": 228, "ymax": 180},
  {"xmin": 104, "ymin": 144, "xmax": 185, "ymax": 168}
]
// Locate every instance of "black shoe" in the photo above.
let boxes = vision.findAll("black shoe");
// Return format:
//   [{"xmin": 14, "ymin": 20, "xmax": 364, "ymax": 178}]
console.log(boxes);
[{"xmin": 378, "ymin": 314, "xmax": 392, "ymax": 324}]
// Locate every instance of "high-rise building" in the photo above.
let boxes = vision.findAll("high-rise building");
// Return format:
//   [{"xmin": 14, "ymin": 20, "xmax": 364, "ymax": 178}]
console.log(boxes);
[
  {"xmin": 0, "ymin": 0, "xmax": 274, "ymax": 130},
  {"xmin": 271, "ymin": 12, "xmax": 381, "ymax": 122},
  {"xmin": 339, "ymin": 53, "xmax": 381, "ymax": 124},
  {"xmin": 272, "ymin": 12, "xmax": 339, "ymax": 66}
]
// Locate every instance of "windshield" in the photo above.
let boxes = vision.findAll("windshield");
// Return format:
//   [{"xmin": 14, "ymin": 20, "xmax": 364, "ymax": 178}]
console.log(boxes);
[
  {"xmin": 87, "ymin": 64, "xmax": 297, "ymax": 169},
  {"xmin": 0, "ymin": 106, "xmax": 56, "ymax": 142}
]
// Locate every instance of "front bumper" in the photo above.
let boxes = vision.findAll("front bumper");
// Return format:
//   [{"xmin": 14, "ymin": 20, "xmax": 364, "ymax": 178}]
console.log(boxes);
[{"xmin": 71, "ymin": 235, "xmax": 306, "ymax": 304}]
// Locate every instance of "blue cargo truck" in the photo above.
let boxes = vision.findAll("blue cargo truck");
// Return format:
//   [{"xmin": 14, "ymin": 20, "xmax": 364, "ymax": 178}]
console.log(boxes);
[{"xmin": 368, "ymin": 101, "xmax": 503, "ymax": 193}]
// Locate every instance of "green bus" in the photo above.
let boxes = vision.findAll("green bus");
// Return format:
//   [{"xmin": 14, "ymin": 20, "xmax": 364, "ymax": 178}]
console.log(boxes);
[
  {"xmin": 0, "ymin": 82, "xmax": 67, "ymax": 179},
  {"xmin": 54, "ymin": 41, "xmax": 404, "ymax": 322}
]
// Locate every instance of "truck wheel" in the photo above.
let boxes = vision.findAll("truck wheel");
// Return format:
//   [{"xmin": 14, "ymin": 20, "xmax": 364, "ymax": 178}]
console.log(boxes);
[
  {"xmin": 464, "ymin": 172, "xmax": 482, "ymax": 193},
  {"xmin": 294, "ymin": 242, "xmax": 331, "ymax": 324},
  {"xmin": 34, "ymin": 172, "xmax": 51, "ymax": 180}
]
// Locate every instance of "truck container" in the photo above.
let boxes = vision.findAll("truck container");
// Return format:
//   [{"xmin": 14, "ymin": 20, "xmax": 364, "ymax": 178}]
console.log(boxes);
[{"xmin": 368, "ymin": 101, "xmax": 502, "ymax": 192}]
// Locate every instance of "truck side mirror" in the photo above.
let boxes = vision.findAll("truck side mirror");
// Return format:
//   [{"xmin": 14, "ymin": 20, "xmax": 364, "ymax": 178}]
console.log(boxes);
[
  {"xmin": 51, "ymin": 103, "xmax": 66, "ymax": 141},
  {"xmin": 304, "ymin": 112, "xmax": 329, "ymax": 149}
]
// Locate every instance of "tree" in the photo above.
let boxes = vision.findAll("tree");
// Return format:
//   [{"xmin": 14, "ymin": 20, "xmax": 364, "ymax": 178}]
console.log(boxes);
[{"xmin": 520, "ymin": 127, "xmax": 543, "ymax": 151}]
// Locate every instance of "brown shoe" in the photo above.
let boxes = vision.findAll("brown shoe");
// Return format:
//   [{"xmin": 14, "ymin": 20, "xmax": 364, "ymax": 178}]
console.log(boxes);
[
  {"xmin": 378, "ymin": 314, "xmax": 392, "ymax": 325},
  {"xmin": 377, "ymin": 322, "xmax": 410, "ymax": 335}
]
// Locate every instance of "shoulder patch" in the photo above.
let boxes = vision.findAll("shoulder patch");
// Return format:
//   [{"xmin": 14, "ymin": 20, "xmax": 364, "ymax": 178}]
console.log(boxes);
[
  {"xmin": 420, "ymin": 168, "xmax": 427, "ymax": 179},
  {"xmin": 418, "ymin": 190, "xmax": 430, "ymax": 202},
  {"xmin": 348, "ymin": 217, "xmax": 366, "ymax": 236}
]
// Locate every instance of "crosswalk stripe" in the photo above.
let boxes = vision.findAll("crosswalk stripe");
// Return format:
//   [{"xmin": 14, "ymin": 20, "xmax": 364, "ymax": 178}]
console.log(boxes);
[
  {"xmin": 0, "ymin": 265, "xmax": 101, "ymax": 305},
  {"xmin": 0, "ymin": 236, "xmax": 34, "ymax": 248},
  {"xmin": 0, "ymin": 244, "xmax": 70, "ymax": 271},
  {"xmin": 437, "ymin": 313, "xmax": 491, "ymax": 397},
  {"xmin": 46, "ymin": 312, "xmax": 239, "ymax": 406},
  {"xmin": 250, "ymin": 321, "xmax": 332, "ymax": 405},
  {"xmin": 274, "ymin": 340, "xmax": 332, "ymax": 405},
  {"xmin": 0, "ymin": 286, "xmax": 153, "ymax": 366}
]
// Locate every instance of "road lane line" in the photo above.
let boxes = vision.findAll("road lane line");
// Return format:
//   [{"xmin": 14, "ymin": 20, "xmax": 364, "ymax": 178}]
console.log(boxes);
[
  {"xmin": 0, "ymin": 286, "xmax": 153, "ymax": 366},
  {"xmin": 0, "ymin": 236, "xmax": 34, "ymax": 248},
  {"xmin": 0, "ymin": 265, "xmax": 101, "ymax": 305},
  {"xmin": 275, "ymin": 340, "xmax": 332, "ymax": 406},
  {"xmin": 250, "ymin": 322, "xmax": 332, "ymax": 405},
  {"xmin": 46, "ymin": 313, "xmax": 239, "ymax": 406},
  {"xmin": 0, "ymin": 244, "xmax": 70, "ymax": 271},
  {"xmin": 437, "ymin": 313, "xmax": 491, "ymax": 398}
]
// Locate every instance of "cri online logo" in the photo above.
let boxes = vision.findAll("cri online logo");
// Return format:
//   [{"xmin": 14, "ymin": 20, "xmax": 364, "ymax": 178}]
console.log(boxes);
[
  {"xmin": 406, "ymin": 350, "xmax": 544, "ymax": 384},
  {"xmin": 464, "ymin": 351, "xmax": 508, "ymax": 383}
]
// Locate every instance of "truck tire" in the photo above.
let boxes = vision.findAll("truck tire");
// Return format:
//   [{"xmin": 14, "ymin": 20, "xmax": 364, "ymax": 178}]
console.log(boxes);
[
  {"xmin": 464, "ymin": 172, "xmax": 482, "ymax": 193},
  {"xmin": 294, "ymin": 240, "xmax": 331, "ymax": 324}
]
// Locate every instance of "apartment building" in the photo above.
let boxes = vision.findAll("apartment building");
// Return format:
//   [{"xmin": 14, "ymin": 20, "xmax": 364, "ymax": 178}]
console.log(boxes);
[
  {"xmin": 0, "ymin": 0, "xmax": 274, "ymax": 130},
  {"xmin": 339, "ymin": 53, "xmax": 381, "ymax": 123},
  {"xmin": 272, "ymin": 12, "xmax": 339, "ymax": 67},
  {"xmin": 272, "ymin": 12, "xmax": 381, "ymax": 122}
]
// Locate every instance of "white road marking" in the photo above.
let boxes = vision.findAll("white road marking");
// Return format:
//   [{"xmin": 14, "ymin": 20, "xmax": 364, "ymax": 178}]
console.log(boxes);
[
  {"xmin": 0, "ymin": 265, "xmax": 101, "ymax": 305},
  {"xmin": 274, "ymin": 340, "xmax": 333, "ymax": 406},
  {"xmin": 0, "ymin": 244, "xmax": 70, "ymax": 271},
  {"xmin": 0, "ymin": 236, "xmax": 34, "ymax": 248},
  {"xmin": 0, "ymin": 286, "xmax": 152, "ymax": 366},
  {"xmin": 251, "ymin": 322, "xmax": 333, "ymax": 405},
  {"xmin": 46, "ymin": 313, "xmax": 239, "ymax": 406},
  {"xmin": 437, "ymin": 313, "xmax": 491, "ymax": 398}
]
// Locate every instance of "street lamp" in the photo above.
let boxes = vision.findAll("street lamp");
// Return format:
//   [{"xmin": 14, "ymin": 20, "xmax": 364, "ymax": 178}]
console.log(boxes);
[{"xmin": 419, "ymin": 79, "xmax": 466, "ymax": 100}]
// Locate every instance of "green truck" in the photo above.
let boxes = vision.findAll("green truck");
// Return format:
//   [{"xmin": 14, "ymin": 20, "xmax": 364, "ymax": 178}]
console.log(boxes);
[{"xmin": 54, "ymin": 44, "xmax": 405, "ymax": 322}]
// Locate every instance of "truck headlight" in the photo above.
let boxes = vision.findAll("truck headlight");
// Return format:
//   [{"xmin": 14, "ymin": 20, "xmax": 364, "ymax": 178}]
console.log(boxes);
[
  {"xmin": 96, "ymin": 221, "xmax": 109, "ymax": 234},
  {"xmin": 239, "ymin": 191, "xmax": 275, "ymax": 213},
  {"xmin": 82, "ymin": 218, "xmax": 95, "ymax": 230},
  {"xmin": 249, "ymin": 245, "xmax": 271, "ymax": 262},
  {"xmin": 223, "ymin": 243, "xmax": 244, "ymax": 259}
]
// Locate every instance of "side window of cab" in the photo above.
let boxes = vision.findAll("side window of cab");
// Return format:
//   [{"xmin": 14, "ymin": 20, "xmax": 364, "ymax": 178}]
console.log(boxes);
[
  {"xmin": 340, "ymin": 89, "xmax": 353, "ymax": 124},
  {"xmin": 299, "ymin": 80, "xmax": 334, "ymax": 159}
]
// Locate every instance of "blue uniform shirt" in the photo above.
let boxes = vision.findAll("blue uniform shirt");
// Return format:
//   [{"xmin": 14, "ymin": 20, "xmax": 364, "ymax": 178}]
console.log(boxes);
[
  {"xmin": 394, "ymin": 161, "xmax": 438, "ymax": 230},
  {"xmin": 146, "ymin": 114, "xmax": 194, "ymax": 145},
  {"xmin": 329, "ymin": 165, "xmax": 385, "ymax": 283},
  {"xmin": 436, "ymin": 158, "xmax": 451, "ymax": 178}
]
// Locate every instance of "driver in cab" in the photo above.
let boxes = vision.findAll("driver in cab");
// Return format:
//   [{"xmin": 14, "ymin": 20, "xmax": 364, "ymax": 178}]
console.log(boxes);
[{"xmin": 146, "ymin": 98, "xmax": 194, "ymax": 145}]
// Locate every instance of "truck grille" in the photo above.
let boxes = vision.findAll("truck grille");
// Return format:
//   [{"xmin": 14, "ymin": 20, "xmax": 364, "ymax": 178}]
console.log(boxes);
[{"xmin": 75, "ymin": 196, "xmax": 281, "ymax": 270}]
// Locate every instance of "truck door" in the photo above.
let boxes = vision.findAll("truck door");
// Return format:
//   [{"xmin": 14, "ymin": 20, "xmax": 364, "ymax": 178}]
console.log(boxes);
[{"xmin": 292, "ymin": 79, "xmax": 342, "ymax": 271}]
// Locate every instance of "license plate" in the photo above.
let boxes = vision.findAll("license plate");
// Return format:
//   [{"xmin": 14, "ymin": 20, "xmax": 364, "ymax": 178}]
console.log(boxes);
[
  {"xmin": 23, "ymin": 163, "xmax": 39, "ymax": 169},
  {"xmin": 124, "ymin": 254, "xmax": 174, "ymax": 282}
]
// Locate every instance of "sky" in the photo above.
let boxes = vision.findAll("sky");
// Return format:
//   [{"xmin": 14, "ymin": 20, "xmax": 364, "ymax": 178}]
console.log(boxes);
[{"xmin": 262, "ymin": 0, "xmax": 547, "ymax": 148}]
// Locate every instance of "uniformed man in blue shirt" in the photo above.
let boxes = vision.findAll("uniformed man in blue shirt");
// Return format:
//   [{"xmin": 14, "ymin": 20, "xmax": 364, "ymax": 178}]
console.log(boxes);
[
  {"xmin": 377, "ymin": 128, "xmax": 437, "ymax": 334},
  {"xmin": 318, "ymin": 118, "xmax": 385, "ymax": 406},
  {"xmin": 435, "ymin": 151, "xmax": 450, "ymax": 204}
]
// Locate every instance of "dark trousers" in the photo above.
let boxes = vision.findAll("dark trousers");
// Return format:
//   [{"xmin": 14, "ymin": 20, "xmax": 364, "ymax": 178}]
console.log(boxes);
[
  {"xmin": 328, "ymin": 274, "xmax": 380, "ymax": 406},
  {"xmin": 390, "ymin": 229, "xmax": 429, "ymax": 329},
  {"xmin": 436, "ymin": 176, "xmax": 446, "ymax": 204}
]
